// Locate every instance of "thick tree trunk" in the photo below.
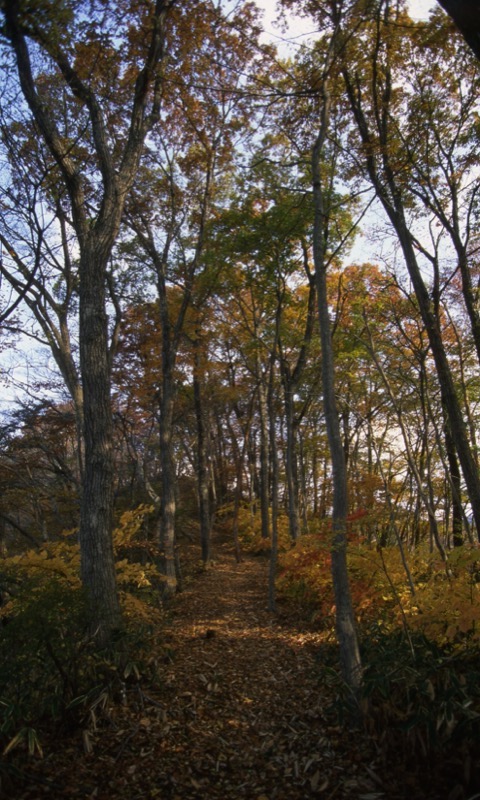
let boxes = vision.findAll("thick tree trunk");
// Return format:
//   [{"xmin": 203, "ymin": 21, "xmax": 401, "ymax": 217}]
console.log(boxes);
[
  {"xmin": 3, "ymin": 0, "xmax": 171, "ymax": 644},
  {"xmin": 78, "ymin": 245, "xmax": 121, "ymax": 641}
]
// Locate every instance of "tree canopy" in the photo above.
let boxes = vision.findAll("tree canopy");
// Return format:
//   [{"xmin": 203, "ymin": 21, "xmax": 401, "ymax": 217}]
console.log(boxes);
[{"xmin": 0, "ymin": 1, "xmax": 480, "ymax": 795}]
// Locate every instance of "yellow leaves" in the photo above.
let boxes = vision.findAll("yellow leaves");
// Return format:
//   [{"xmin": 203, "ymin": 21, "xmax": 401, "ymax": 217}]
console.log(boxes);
[
  {"xmin": 120, "ymin": 591, "xmax": 163, "ymax": 625},
  {"xmin": 115, "ymin": 558, "xmax": 156, "ymax": 589},
  {"xmin": 113, "ymin": 504, "xmax": 155, "ymax": 550},
  {"xmin": 3, "ymin": 545, "xmax": 81, "ymax": 590},
  {"xmin": 1, "ymin": 504, "xmax": 162, "ymax": 626},
  {"xmin": 277, "ymin": 535, "xmax": 480, "ymax": 648}
]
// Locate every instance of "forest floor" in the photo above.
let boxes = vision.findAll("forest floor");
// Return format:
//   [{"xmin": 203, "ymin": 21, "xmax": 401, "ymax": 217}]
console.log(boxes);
[{"xmin": 6, "ymin": 531, "xmax": 458, "ymax": 800}]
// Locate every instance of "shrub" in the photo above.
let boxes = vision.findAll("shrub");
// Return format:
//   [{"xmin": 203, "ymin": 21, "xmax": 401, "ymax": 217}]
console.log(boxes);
[
  {"xmin": 277, "ymin": 537, "xmax": 480, "ymax": 647},
  {"xmin": 0, "ymin": 505, "xmax": 165, "ymax": 759},
  {"xmin": 317, "ymin": 628, "xmax": 480, "ymax": 795},
  {"xmin": 236, "ymin": 508, "xmax": 292, "ymax": 555}
]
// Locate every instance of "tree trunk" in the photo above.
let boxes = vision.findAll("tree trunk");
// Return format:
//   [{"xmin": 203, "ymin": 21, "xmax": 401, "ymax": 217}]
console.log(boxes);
[
  {"xmin": 193, "ymin": 336, "xmax": 212, "ymax": 565},
  {"xmin": 312, "ymin": 231, "xmax": 363, "ymax": 691},
  {"xmin": 158, "ymin": 373, "xmax": 178, "ymax": 596},
  {"xmin": 364, "ymin": 319, "xmax": 447, "ymax": 561},
  {"xmin": 311, "ymin": 59, "xmax": 362, "ymax": 693},
  {"xmin": 342, "ymin": 59, "xmax": 480, "ymax": 540},
  {"xmin": 267, "ymin": 312, "xmax": 282, "ymax": 613},
  {"xmin": 444, "ymin": 421, "xmax": 464, "ymax": 547},
  {"xmin": 392, "ymin": 223, "xmax": 480, "ymax": 539},
  {"xmin": 228, "ymin": 419, "xmax": 245, "ymax": 563},
  {"xmin": 257, "ymin": 376, "xmax": 271, "ymax": 540},
  {"xmin": 3, "ymin": 0, "xmax": 171, "ymax": 643},
  {"xmin": 78, "ymin": 244, "xmax": 121, "ymax": 641},
  {"xmin": 284, "ymin": 384, "xmax": 301, "ymax": 543},
  {"xmin": 268, "ymin": 400, "xmax": 280, "ymax": 613}
]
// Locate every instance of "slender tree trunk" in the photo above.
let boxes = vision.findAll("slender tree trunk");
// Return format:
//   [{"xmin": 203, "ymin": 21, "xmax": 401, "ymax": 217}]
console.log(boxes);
[
  {"xmin": 257, "ymin": 376, "xmax": 271, "ymax": 540},
  {"xmin": 267, "ymin": 316, "xmax": 281, "ymax": 613},
  {"xmin": 228, "ymin": 400, "xmax": 254, "ymax": 563},
  {"xmin": 364, "ymin": 319, "xmax": 447, "ymax": 561},
  {"xmin": 369, "ymin": 426, "xmax": 416, "ymax": 596},
  {"xmin": 311, "ymin": 63, "xmax": 362, "ymax": 693},
  {"xmin": 247, "ymin": 429, "xmax": 258, "ymax": 520},
  {"xmin": 268, "ymin": 404, "xmax": 279, "ymax": 613},
  {"xmin": 284, "ymin": 385, "xmax": 301, "ymax": 542},
  {"xmin": 343, "ymin": 63, "xmax": 480, "ymax": 540},
  {"xmin": 280, "ymin": 274, "xmax": 316, "ymax": 542},
  {"xmin": 298, "ymin": 431, "xmax": 309, "ymax": 534},
  {"xmin": 158, "ymin": 374, "xmax": 177, "ymax": 595},
  {"xmin": 452, "ymin": 244, "xmax": 480, "ymax": 368},
  {"xmin": 228, "ymin": 419, "xmax": 245, "ymax": 563},
  {"xmin": 193, "ymin": 336, "xmax": 211, "ymax": 565},
  {"xmin": 444, "ymin": 422, "xmax": 464, "ymax": 547},
  {"xmin": 394, "ymin": 226, "xmax": 480, "ymax": 539}
]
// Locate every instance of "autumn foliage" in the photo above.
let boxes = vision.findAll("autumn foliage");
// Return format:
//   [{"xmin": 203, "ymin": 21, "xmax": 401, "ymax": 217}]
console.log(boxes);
[
  {"xmin": 0, "ymin": 506, "xmax": 164, "ymax": 760},
  {"xmin": 1, "ymin": 0, "xmax": 480, "ymax": 796},
  {"xmin": 276, "ymin": 526, "xmax": 480, "ymax": 647}
]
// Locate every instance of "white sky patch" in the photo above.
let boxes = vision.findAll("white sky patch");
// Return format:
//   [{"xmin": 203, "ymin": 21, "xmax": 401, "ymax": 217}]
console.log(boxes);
[
  {"xmin": 253, "ymin": 0, "xmax": 318, "ymax": 53},
  {"xmin": 254, "ymin": 0, "xmax": 438, "ymax": 50},
  {"xmin": 409, "ymin": 0, "xmax": 436, "ymax": 20}
]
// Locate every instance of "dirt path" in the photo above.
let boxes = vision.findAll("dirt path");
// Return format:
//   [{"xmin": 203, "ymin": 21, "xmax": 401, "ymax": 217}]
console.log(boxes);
[
  {"xmin": 146, "ymin": 542, "xmax": 334, "ymax": 800},
  {"xmin": 14, "ymin": 537, "xmax": 385, "ymax": 800}
]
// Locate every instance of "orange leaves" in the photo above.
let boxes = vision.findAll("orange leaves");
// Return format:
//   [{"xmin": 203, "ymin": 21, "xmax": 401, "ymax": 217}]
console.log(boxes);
[
  {"xmin": 277, "ymin": 532, "xmax": 480, "ymax": 647},
  {"xmin": 277, "ymin": 534, "xmax": 335, "ymax": 624}
]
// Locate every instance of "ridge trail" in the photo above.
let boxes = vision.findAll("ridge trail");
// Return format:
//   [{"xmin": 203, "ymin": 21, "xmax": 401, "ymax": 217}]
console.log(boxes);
[{"xmin": 15, "ymin": 534, "xmax": 383, "ymax": 799}]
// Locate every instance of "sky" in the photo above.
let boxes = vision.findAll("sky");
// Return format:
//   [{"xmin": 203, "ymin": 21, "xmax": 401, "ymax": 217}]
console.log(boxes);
[
  {"xmin": 254, "ymin": 0, "xmax": 437, "ymax": 49},
  {"xmin": 0, "ymin": 0, "xmax": 448, "ymax": 415},
  {"xmin": 248, "ymin": 0, "xmax": 442, "ymax": 275}
]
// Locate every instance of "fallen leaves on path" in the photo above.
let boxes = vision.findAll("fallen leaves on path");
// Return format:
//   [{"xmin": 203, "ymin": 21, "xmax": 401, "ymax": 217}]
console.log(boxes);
[{"xmin": 9, "ymin": 539, "xmax": 399, "ymax": 799}]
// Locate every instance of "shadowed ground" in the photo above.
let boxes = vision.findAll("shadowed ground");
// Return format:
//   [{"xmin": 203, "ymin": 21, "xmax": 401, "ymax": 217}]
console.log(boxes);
[{"xmin": 13, "ymin": 534, "xmax": 391, "ymax": 799}]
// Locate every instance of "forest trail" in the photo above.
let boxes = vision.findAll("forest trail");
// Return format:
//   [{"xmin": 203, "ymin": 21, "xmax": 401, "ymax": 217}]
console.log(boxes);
[{"xmin": 14, "ymin": 534, "xmax": 386, "ymax": 800}]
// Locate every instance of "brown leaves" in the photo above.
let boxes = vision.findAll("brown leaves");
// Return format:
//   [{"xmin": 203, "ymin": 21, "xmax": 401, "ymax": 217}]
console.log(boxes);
[{"xmin": 8, "ymin": 536, "xmax": 453, "ymax": 799}]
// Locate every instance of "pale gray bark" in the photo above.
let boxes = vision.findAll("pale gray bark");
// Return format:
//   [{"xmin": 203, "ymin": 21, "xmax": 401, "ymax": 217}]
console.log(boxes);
[
  {"xmin": 311, "ymin": 35, "xmax": 362, "ymax": 693},
  {"xmin": 279, "ymin": 270, "xmax": 316, "ymax": 543},
  {"xmin": 193, "ymin": 334, "xmax": 212, "ymax": 565},
  {"xmin": 257, "ymin": 373, "xmax": 271, "ymax": 541}
]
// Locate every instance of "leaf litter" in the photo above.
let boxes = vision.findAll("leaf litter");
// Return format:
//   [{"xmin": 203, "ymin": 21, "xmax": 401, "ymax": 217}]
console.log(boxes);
[{"xmin": 5, "ymin": 533, "xmax": 442, "ymax": 799}]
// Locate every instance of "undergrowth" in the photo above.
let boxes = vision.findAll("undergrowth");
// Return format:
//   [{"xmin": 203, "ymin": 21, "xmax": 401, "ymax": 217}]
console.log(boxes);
[
  {"xmin": 276, "ymin": 531, "xmax": 480, "ymax": 645},
  {"xmin": 0, "ymin": 505, "xmax": 165, "ymax": 765},
  {"xmin": 317, "ymin": 629, "xmax": 480, "ymax": 797},
  {"xmin": 274, "ymin": 520, "xmax": 480, "ymax": 797}
]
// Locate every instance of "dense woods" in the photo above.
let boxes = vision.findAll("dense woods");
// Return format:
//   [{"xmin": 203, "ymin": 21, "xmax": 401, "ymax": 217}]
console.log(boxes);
[{"xmin": 0, "ymin": 0, "xmax": 480, "ymax": 797}]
